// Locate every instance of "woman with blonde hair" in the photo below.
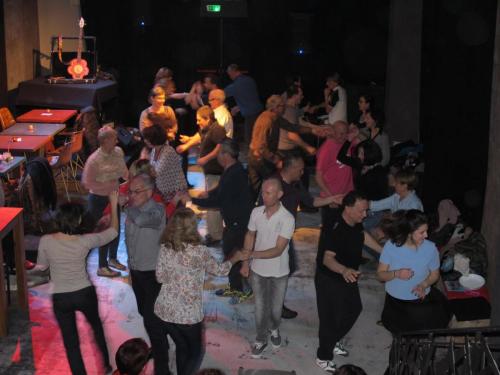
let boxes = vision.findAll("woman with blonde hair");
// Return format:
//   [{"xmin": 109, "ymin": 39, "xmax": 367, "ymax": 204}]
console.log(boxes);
[{"xmin": 154, "ymin": 208, "xmax": 248, "ymax": 375}]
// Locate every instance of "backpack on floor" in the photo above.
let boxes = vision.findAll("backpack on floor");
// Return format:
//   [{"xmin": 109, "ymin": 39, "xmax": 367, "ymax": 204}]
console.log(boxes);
[{"xmin": 442, "ymin": 232, "xmax": 488, "ymax": 277}]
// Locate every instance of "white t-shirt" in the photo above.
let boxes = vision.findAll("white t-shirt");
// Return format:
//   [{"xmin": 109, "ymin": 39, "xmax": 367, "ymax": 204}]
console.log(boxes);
[
  {"xmin": 327, "ymin": 86, "xmax": 347, "ymax": 125},
  {"xmin": 248, "ymin": 203, "xmax": 295, "ymax": 277},
  {"xmin": 213, "ymin": 105, "xmax": 234, "ymax": 138}
]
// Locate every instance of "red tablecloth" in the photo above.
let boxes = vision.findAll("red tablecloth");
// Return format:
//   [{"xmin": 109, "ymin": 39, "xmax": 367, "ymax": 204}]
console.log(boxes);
[
  {"xmin": 443, "ymin": 280, "xmax": 490, "ymax": 302},
  {"xmin": 17, "ymin": 109, "xmax": 77, "ymax": 124}
]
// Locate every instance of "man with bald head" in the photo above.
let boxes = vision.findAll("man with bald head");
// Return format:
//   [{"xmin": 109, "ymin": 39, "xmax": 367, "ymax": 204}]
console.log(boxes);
[
  {"xmin": 241, "ymin": 177, "xmax": 295, "ymax": 358},
  {"xmin": 209, "ymin": 88, "xmax": 233, "ymax": 138},
  {"xmin": 315, "ymin": 120, "xmax": 357, "ymax": 299}
]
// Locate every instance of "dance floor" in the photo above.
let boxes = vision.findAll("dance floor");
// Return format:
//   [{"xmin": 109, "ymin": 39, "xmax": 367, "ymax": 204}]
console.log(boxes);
[{"xmin": 21, "ymin": 170, "xmax": 392, "ymax": 374}]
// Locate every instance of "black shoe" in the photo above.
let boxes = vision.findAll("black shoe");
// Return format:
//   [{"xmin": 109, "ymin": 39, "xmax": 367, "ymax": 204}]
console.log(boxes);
[{"xmin": 282, "ymin": 305, "xmax": 298, "ymax": 319}]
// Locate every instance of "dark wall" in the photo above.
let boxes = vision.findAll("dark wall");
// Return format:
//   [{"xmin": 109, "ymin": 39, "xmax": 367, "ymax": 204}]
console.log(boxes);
[
  {"xmin": 421, "ymin": 0, "xmax": 497, "ymax": 228},
  {"xmin": 80, "ymin": 0, "xmax": 390, "ymax": 126}
]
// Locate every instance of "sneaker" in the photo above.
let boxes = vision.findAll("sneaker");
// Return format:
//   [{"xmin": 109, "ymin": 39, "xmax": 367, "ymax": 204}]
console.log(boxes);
[
  {"xmin": 215, "ymin": 286, "xmax": 239, "ymax": 297},
  {"xmin": 108, "ymin": 259, "xmax": 126, "ymax": 271},
  {"xmin": 251, "ymin": 341, "xmax": 268, "ymax": 358},
  {"xmin": 316, "ymin": 358, "xmax": 336, "ymax": 373},
  {"xmin": 270, "ymin": 329, "xmax": 281, "ymax": 348},
  {"xmin": 229, "ymin": 290, "xmax": 253, "ymax": 305},
  {"xmin": 334, "ymin": 341, "xmax": 349, "ymax": 356},
  {"xmin": 97, "ymin": 267, "xmax": 121, "ymax": 278},
  {"xmin": 281, "ymin": 305, "xmax": 298, "ymax": 319}
]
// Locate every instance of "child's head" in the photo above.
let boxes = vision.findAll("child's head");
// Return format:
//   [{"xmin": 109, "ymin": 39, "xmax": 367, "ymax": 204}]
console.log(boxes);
[
  {"xmin": 394, "ymin": 169, "xmax": 418, "ymax": 193},
  {"xmin": 115, "ymin": 338, "xmax": 150, "ymax": 375},
  {"xmin": 337, "ymin": 364, "xmax": 367, "ymax": 375},
  {"xmin": 129, "ymin": 159, "xmax": 156, "ymax": 179}
]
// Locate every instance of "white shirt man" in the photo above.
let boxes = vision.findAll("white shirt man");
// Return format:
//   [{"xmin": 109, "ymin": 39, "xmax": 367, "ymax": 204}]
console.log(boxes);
[
  {"xmin": 209, "ymin": 89, "xmax": 234, "ymax": 138},
  {"xmin": 242, "ymin": 178, "xmax": 295, "ymax": 358}
]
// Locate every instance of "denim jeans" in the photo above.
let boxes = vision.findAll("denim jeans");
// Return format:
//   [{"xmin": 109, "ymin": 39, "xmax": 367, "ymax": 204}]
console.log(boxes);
[
  {"xmin": 52, "ymin": 286, "xmax": 110, "ymax": 375},
  {"xmin": 87, "ymin": 193, "xmax": 120, "ymax": 268},
  {"xmin": 249, "ymin": 271, "xmax": 288, "ymax": 343}
]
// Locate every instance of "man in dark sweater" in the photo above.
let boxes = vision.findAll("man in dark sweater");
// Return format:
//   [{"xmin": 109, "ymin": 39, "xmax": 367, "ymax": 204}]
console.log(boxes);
[
  {"xmin": 190, "ymin": 139, "xmax": 253, "ymax": 299},
  {"xmin": 196, "ymin": 105, "xmax": 227, "ymax": 245}
]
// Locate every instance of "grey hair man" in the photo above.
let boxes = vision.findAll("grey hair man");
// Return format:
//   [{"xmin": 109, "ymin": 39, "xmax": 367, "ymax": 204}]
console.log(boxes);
[
  {"xmin": 124, "ymin": 173, "xmax": 170, "ymax": 375},
  {"xmin": 82, "ymin": 125, "xmax": 128, "ymax": 277},
  {"xmin": 209, "ymin": 88, "xmax": 234, "ymax": 138}
]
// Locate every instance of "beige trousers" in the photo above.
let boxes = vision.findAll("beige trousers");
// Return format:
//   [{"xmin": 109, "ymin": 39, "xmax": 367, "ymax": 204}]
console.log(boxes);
[{"xmin": 205, "ymin": 174, "xmax": 223, "ymax": 240}]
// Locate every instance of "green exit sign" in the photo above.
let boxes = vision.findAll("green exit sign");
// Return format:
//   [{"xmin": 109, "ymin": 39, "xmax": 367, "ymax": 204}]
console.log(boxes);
[{"xmin": 206, "ymin": 4, "xmax": 221, "ymax": 12}]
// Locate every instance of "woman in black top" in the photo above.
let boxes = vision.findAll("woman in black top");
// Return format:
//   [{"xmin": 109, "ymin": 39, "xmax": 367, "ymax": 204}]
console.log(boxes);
[{"xmin": 337, "ymin": 139, "xmax": 389, "ymax": 201}]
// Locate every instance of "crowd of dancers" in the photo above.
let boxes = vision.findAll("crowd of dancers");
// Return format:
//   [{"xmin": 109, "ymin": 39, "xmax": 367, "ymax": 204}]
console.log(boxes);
[{"xmin": 34, "ymin": 65, "xmax": 451, "ymax": 375}]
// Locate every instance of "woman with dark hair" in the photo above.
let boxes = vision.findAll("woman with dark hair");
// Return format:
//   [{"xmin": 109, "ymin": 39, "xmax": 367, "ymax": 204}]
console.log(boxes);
[
  {"xmin": 376, "ymin": 210, "xmax": 450, "ymax": 334},
  {"xmin": 142, "ymin": 124, "xmax": 187, "ymax": 202},
  {"xmin": 362, "ymin": 108, "xmax": 390, "ymax": 167},
  {"xmin": 337, "ymin": 139, "xmax": 389, "ymax": 201},
  {"xmin": 36, "ymin": 192, "xmax": 119, "ymax": 375},
  {"xmin": 18, "ymin": 157, "xmax": 58, "ymax": 232},
  {"xmin": 139, "ymin": 86, "xmax": 178, "ymax": 133},
  {"xmin": 154, "ymin": 208, "xmax": 247, "ymax": 375},
  {"xmin": 354, "ymin": 94, "xmax": 374, "ymax": 132}
]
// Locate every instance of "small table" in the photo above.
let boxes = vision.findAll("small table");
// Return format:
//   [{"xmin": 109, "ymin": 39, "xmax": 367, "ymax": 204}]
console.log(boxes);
[
  {"xmin": 443, "ymin": 280, "xmax": 491, "ymax": 321},
  {"xmin": 1, "ymin": 123, "xmax": 66, "ymax": 137},
  {"xmin": 0, "ymin": 135, "xmax": 53, "ymax": 157},
  {"xmin": 0, "ymin": 156, "xmax": 26, "ymax": 177},
  {"xmin": 16, "ymin": 109, "xmax": 77, "ymax": 124},
  {"xmin": 0, "ymin": 207, "xmax": 27, "ymax": 337}
]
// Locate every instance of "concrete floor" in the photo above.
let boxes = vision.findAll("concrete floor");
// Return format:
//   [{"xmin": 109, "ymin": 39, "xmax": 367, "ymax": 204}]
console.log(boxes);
[{"xmin": 0, "ymin": 167, "xmax": 393, "ymax": 375}]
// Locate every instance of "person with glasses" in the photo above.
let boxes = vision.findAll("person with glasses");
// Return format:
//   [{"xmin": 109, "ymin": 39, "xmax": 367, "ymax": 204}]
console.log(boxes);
[{"xmin": 123, "ymin": 173, "xmax": 171, "ymax": 375}]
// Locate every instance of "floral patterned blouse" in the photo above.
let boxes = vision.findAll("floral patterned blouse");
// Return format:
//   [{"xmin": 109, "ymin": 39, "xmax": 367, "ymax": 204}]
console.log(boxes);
[
  {"xmin": 150, "ymin": 144, "xmax": 187, "ymax": 202},
  {"xmin": 154, "ymin": 243, "xmax": 232, "ymax": 324}
]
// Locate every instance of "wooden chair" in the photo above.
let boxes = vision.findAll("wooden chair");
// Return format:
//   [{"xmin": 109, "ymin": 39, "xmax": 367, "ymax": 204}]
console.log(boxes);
[
  {"xmin": 47, "ymin": 142, "xmax": 74, "ymax": 201},
  {"xmin": 0, "ymin": 107, "xmax": 15, "ymax": 131},
  {"xmin": 59, "ymin": 129, "xmax": 85, "ymax": 180}
]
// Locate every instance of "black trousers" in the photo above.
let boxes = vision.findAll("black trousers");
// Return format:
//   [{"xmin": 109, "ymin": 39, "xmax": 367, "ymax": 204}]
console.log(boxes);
[
  {"xmin": 130, "ymin": 269, "xmax": 171, "ymax": 375},
  {"xmin": 87, "ymin": 193, "xmax": 121, "ymax": 268},
  {"xmin": 160, "ymin": 320, "xmax": 203, "ymax": 375},
  {"xmin": 222, "ymin": 225, "xmax": 248, "ymax": 292},
  {"xmin": 52, "ymin": 286, "xmax": 110, "ymax": 375},
  {"xmin": 315, "ymin": 271, "xmax": 362, "ymax": 361}
]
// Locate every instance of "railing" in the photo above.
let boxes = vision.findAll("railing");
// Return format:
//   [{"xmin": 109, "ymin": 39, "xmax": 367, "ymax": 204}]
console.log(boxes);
[{"xmin": 388, "ymin": 326, "xmax": 500, "ymax": 375}]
